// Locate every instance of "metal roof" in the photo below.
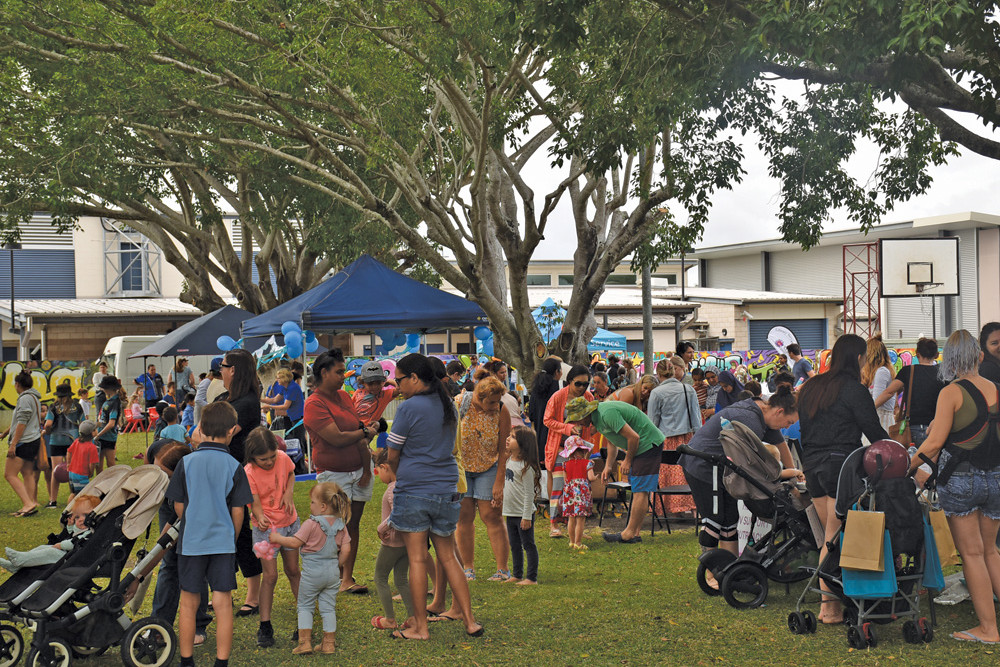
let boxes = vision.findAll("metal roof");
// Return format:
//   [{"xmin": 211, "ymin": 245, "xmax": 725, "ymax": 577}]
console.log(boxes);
[
  {"xmin": 0, "ymin": 298, "xmax": 215, "ymax": 324},
  {"xmin": 692, "ymin": 211, "xmax": 1000, "ymax": 259},
  {"xmin": 652, "ymin": 286, "xmax": 842, "ymax": 305}
]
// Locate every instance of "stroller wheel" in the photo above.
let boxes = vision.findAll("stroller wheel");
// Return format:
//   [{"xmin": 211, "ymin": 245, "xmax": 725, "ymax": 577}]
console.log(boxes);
[
  {"xmin": 121, "ymin": 617, "xmax": 176, "ymax": 667},
  {"xmin": 846, "ymin": 624, "xmax": 868, "ymax": 650},
  {"xmin": 25, "ymin": 638, "xmax": 72, "ymax": 667},
  {"xmin": 802, "ymin": 610, "xmax": 818, "ymax": 634},
  {"xmin": 918, "ymin": 617, "xmax": 933, "ymax": 643},
  {"xmin": 696, "ymin": 549, "xmax": 737, "ymax": 597},
  {"xmin": 863, "ymin": 622, "xmax": 878, "ymax": 648},
  {"xmin": 0, "ymin": 624, "xmax": 24, "ymax": 667},
  {"xmin": 721, "ymin": 562, "xmax": 769, "ymax": 610},
  {"xmin": 902, "ymin": 620, "xmax": 922, "ymax": 644},
  {"xmin": 787, "ymin": 612, "xmax": 806, "ymax": 635}
]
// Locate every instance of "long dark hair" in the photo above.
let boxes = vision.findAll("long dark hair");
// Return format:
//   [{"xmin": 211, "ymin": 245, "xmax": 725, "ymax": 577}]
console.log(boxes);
[
  {"xmin": 566, "ymin": 364, "xmax": 591, "ymax": 385},
  {"xmin": 311, "ymin": 348, "xmax": 346, "ymax": 384},
  {"xmin": 396, "ymin": 353, "xmax": 456, "ymax": 426},
  {"xmin": 530, "ymin": 357, "xmax": 561, "ymax": 398},
  {"xmin": 510, "ymin": 425, "xmax": 542, "ymax": 497},
  {"xmin": 980, "ymin": 322, "xmax": 1000, "ymax": 363},
  {"xmin": 223, "ymin": 348, "xmax": 262, "ymax": 400},
  {"xmin": 798, "ymin": 334, "xmax": 866, "ymax": 419}
]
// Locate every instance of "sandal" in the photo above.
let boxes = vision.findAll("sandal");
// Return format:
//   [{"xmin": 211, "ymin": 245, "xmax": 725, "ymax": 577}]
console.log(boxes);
[
  {"xmin": 463, "ymin": 568, "xmax": 476, "ymax": 581},
  {"xmin": 235, "ymin": 604, "xmax": 259, "ymax": 617},
  {"xmin": 549, "ymin": 527, "xmax": 564, "ymax": 538},
  {"xmin": 487, "ymin": 569, "xmax": 511, "ymax": 582},
  {"xmin": 371, "ymin": 615, "xmax": 397, "ymax": 630}
]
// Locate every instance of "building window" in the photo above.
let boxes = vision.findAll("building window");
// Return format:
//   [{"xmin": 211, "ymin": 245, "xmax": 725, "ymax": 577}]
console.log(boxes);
[
  {"xmin": 606, "ymin": 274, "xmax": 637, "ymax": 285},
  {"xmin": 652, "ymin": 273, "xmax": 678, "ymax": 285},
  {"xmin": 103, "ymin": 220, "xmax": 162, "ymax": 297},
  {"xmin": 526, "ymin": 274, "xmax": 552, "ymax": 286}
]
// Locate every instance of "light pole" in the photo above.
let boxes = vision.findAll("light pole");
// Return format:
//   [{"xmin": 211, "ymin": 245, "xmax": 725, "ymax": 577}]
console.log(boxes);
[{"xmin": 4, "ymin": 242, "xmax": 19, "ymax": 338}]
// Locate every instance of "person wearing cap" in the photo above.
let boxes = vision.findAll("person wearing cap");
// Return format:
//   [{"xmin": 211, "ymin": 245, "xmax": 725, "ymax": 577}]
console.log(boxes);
[
  {"xmin": 94, "ymin": 375, "xmax": 125, "ymax": 473},
  {"xmin": 194, "ymin": 358, "xmax": 222, "ymax": 424},
  {"xmin": 42, "ymin": 383, "xmax": 85, "ymax": 507},
  {"xmin": 565, "ymin": 397, "xmax": 667, "ymax": 544},
  {"xmin": 205, "ymin": 358, "xmax": 227, "ymax": 404},
  {"xmin": 353, "ymin": 361, "xmax": 399, "ymax": 432}
]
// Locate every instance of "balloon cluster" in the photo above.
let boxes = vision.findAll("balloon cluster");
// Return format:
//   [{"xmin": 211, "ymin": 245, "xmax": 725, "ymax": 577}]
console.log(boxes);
[
  {"xmin": 474, "ymin": 325, "xmax": 494, "ymax": 357},
  {"xmin": 281, "ymin": 321, "xmax": 319, "ymax": 359},
  {"xmin": 374, "ymin": 330, "xmax": 422, "ymax": 356}
]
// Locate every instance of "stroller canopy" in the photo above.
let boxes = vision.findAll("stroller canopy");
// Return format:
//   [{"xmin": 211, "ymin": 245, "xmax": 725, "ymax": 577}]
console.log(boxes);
[{"xmin": 91, "ymin": 465, "xmax": 170, "ymax": 539}]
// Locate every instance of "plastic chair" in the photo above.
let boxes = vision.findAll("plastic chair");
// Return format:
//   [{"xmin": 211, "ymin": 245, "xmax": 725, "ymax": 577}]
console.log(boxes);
[
  {"xmin": 146, "ymin": 407, "xmax": 159, "ymax": 432},
  {"xmin": 649, "ymin": 450, "xmax": 696, "ymax": 536},
  {"xmin": 120, "ymin": 411, "xmax": 143, "ymax": 434}
]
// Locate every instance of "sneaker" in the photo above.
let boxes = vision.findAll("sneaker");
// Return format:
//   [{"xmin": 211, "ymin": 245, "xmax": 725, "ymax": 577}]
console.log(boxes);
[
  {"xmin": 487, "ymin": 569, "xmax": 511, "ymax": 582},
  {"xmin": 256, "ymin": 625, "xmax": 275, "ymax": 648},
  {"xmin": 464, "ymin": 568, "xmax": 476, "ymax": 581}
]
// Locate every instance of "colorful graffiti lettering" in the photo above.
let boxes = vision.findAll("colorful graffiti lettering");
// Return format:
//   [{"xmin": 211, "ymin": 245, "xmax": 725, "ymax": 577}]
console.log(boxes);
[{"xmin": 1, "ymin": 361, "xmax": 94, "ymax": 409}]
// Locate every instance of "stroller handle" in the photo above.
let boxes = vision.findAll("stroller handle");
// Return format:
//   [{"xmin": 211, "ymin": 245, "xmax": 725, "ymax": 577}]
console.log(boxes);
[{"xmin": 676, "ymin": 444, "xmax": 719, "ymax": 463}]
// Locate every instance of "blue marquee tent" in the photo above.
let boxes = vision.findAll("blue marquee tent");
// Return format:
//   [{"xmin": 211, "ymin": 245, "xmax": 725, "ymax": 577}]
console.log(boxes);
[
  {"xmin": 531, "ymin": 298, "xmax": 626, "ymax": 353},
  {"xmin": 241, "ymin": 254, "xmax": 488, "ymax": 338}
]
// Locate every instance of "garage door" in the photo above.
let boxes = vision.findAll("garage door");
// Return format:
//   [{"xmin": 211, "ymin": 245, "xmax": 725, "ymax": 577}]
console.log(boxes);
[{"xmin": 749, "ymin": 319, "xmax": 828, "ymax": 350}]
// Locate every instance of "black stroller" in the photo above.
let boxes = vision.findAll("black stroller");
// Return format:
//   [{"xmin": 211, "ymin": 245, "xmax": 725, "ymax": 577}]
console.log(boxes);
[
  {"xmin": 679, "ymin": 420, "xmax": 820, "ymax": 610},
  {"xmin": 0, "ymin": 465, "xmax": 182, "ymax": 667},
  {"xmin": 788, "ymin": 445, "xmax": 935, "ymax": 649}
]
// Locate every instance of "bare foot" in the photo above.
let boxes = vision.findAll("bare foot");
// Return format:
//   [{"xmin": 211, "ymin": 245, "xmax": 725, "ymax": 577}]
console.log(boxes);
[
  {"xmin": 502, "ymin": 576, "xmax": 520, "ymax": 584},
  {"xmin": 516, "ymin": 579, "xmax": 538, "ymax": 586}
]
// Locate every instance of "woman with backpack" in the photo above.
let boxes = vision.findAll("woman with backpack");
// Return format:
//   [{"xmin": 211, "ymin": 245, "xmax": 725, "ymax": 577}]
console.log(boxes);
[
  {"xmin": 909, "ymin": 330, "xmax": 1000, "ymax": 645},
  {"xmin": 43, "ymin": 383, "xmax": 85, "ymax": 506},
  {"xmin": 167, "ymin": 358, "xmax": 196, "ymax": 407}
]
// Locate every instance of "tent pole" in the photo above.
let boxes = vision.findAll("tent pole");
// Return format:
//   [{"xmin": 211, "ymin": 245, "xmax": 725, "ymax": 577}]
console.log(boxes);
[
  {"xmin": 421, "ymin": 331, "xmax": 427, "ymax": 355},
  {"xmin": 370, "ymin": 332, "xmax": 376, "ymax": 358}
]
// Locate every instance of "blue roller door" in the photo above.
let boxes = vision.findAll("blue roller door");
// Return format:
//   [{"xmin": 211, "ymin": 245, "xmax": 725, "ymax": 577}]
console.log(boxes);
[
  {"xmin": 749, "ymin": 319, "xmax": 827, "ymax": 350},
  {"xmin": 0, "ymin": 249, "xmax": 76, "ymax": 298}
]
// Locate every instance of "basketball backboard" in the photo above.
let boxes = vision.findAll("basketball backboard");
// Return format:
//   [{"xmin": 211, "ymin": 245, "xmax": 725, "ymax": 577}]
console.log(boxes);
[{"xmin": 879, "ymin": 238, "xmax": 959, "ymax": 297}]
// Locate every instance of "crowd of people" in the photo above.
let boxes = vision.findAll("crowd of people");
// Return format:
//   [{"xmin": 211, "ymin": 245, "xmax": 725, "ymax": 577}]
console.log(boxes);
[{"xmin": 3, "ymin": 320, "xmax": 1000, "ymax": 661}]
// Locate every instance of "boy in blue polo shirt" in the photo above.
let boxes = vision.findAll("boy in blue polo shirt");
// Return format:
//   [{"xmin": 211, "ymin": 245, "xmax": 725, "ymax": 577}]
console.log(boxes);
[{"xmin": 166, "ymin": 401, "xmax": 252, "ymax": 667}]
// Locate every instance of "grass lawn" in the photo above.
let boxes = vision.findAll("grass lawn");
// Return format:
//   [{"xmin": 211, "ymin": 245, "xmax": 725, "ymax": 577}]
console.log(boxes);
[{"xmin": 0, "ymin": 431, "xmax": 994, "ymax": 665}]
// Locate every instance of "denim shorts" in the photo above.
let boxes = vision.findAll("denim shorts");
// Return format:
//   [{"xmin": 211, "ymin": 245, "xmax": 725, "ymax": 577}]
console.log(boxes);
[
  {"xmin": 464, "ymin": 462, "xmax": 499, "ymax": 501},
  {"xmin": 317, "ymin": 464, "xmax": 374, "ymax": 503},
  {"xmin": 937, "ymin": 451, "xmax": 1000, "ymax": 520},
  {"xmin": 252, "ymin": 518, "xmax": 301, "ymax": 551},
  {"xmin": 388, "ymin": 490, "xmax": 462, "ymax": 537}
]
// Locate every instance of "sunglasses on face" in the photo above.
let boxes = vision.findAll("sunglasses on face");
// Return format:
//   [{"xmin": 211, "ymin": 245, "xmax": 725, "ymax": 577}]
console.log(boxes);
[
  {"xmin": 573, "ymin": 381, "xmax": 589, "ymax": 388},
  {"xmin": 219, "ymin": 363, "xmax": 233, "ymax": 369}
]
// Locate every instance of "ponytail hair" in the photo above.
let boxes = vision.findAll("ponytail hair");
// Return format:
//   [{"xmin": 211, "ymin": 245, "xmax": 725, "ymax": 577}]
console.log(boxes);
[
  {"xmin": 395, "ymin": 353, "xmax": 456, "ymax": 426},
  {"xmin": 311, "ymin": 481, "xmax": 352, "ymax": 523},
  {"xmin": 766, "ymin": 383, "xmax": 796, "ymax": 414}
]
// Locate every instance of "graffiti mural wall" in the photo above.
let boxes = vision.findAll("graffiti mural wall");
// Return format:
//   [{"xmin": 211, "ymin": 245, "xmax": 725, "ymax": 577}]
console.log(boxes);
[{"xmin": 0, "ymin": 361, "xmax": 93, "ymax": 409}]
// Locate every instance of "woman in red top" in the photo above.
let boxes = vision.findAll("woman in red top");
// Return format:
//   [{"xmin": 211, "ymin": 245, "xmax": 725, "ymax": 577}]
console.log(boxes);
[
  {"xmin": 304, "ymin": 348, "xmax": 375, "ymax": 594},
  {"xmin": 541, "ymin": 365, "xmax": 593, "ymax": 538}
]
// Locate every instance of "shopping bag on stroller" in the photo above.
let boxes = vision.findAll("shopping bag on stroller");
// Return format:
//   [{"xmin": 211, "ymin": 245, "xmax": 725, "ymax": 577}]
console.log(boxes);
[
  {"xmin": 840, "ymin": 509, "xmax": 886, "ymax": 571},
  {"xmin": 842, "ymin": 530, "xmax": 897, "ymax": 598},
  {"xmin": 921, "ymin": 518, "xmax": 946, "ymax": 590},
  {"xmin": 927, "ymin": 507, "xmax": 960, "ymax": 567}
]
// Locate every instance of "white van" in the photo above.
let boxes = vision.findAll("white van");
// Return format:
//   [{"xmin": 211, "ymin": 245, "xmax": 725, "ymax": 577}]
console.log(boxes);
[{"xmin": 98, "ymin": 336, "xmax": 211, "ymax": 392}]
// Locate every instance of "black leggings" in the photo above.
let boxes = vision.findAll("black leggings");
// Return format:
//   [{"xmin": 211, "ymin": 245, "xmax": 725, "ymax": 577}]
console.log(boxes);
[
  {"xmin": 505, "ymin": 516, "xmax": 538, "ymax": 581},
  {"xmin": 685, "ymin": 470, "xmax": 739, "ymax": 549}
]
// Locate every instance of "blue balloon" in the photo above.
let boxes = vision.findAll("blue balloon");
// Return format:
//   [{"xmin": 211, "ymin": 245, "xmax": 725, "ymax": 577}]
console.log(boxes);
[
  {"xmin": 393, "ymin": 333, "xmax": 406, "ymax": 348},
  {"xmin": 281, "ymin": 321, "xmax": 301, "ymax": 336},
  {"xmin": 304, "ymin": 330, "xmax": 316, "ymax": 344},
  {"xmin": 479, "ymin": 338, "xmax": 494, "ymax": 357},
  {"xmin": 474, "ymin": 326, "xmax": 492, "ymax": 341},
  {"xmin": 286, "ymin": 341, "xmax": 303, "ymax": 359},
  {"xmin": 216, "ymin": 335, "xmax": 236, "ymax": 352},
  {"xmin": 407, "ymin": 333, "xmax": 421, "ymax": 349},
  {"xmin": 284, "ymin": 330, "xmax": 302, "ymax": 346},
  {"xmin": 306, "ymin": 337, "xmax": 320, "ymax": 353}
]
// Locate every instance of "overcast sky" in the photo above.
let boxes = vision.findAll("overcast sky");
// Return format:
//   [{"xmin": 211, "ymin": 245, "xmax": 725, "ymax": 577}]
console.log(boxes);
[{"xmin": 524, "ymin": 96, "xmax": 1000, "ymax": 260}]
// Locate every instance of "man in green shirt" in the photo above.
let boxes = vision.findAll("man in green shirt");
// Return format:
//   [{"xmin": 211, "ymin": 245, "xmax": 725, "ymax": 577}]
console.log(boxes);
[{"xmin": 565, "ymin": 398, "xmax": 666, "ymax": 544}]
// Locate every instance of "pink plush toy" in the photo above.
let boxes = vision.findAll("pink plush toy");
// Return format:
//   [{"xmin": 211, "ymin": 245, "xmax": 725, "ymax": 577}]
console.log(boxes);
[{"xmin": 253, "ymin": 540, "xmax": 279, "ymax": 561}]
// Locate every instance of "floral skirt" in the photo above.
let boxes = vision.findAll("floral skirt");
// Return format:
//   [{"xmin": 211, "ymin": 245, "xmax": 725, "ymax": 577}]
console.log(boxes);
[
  {"xmin": 654, "ymin": 433, "xmax": 696, "ymax": 516},
  {"xmin": 561, "ymin": 478, "xmax": 593, "ymax": 518}
]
